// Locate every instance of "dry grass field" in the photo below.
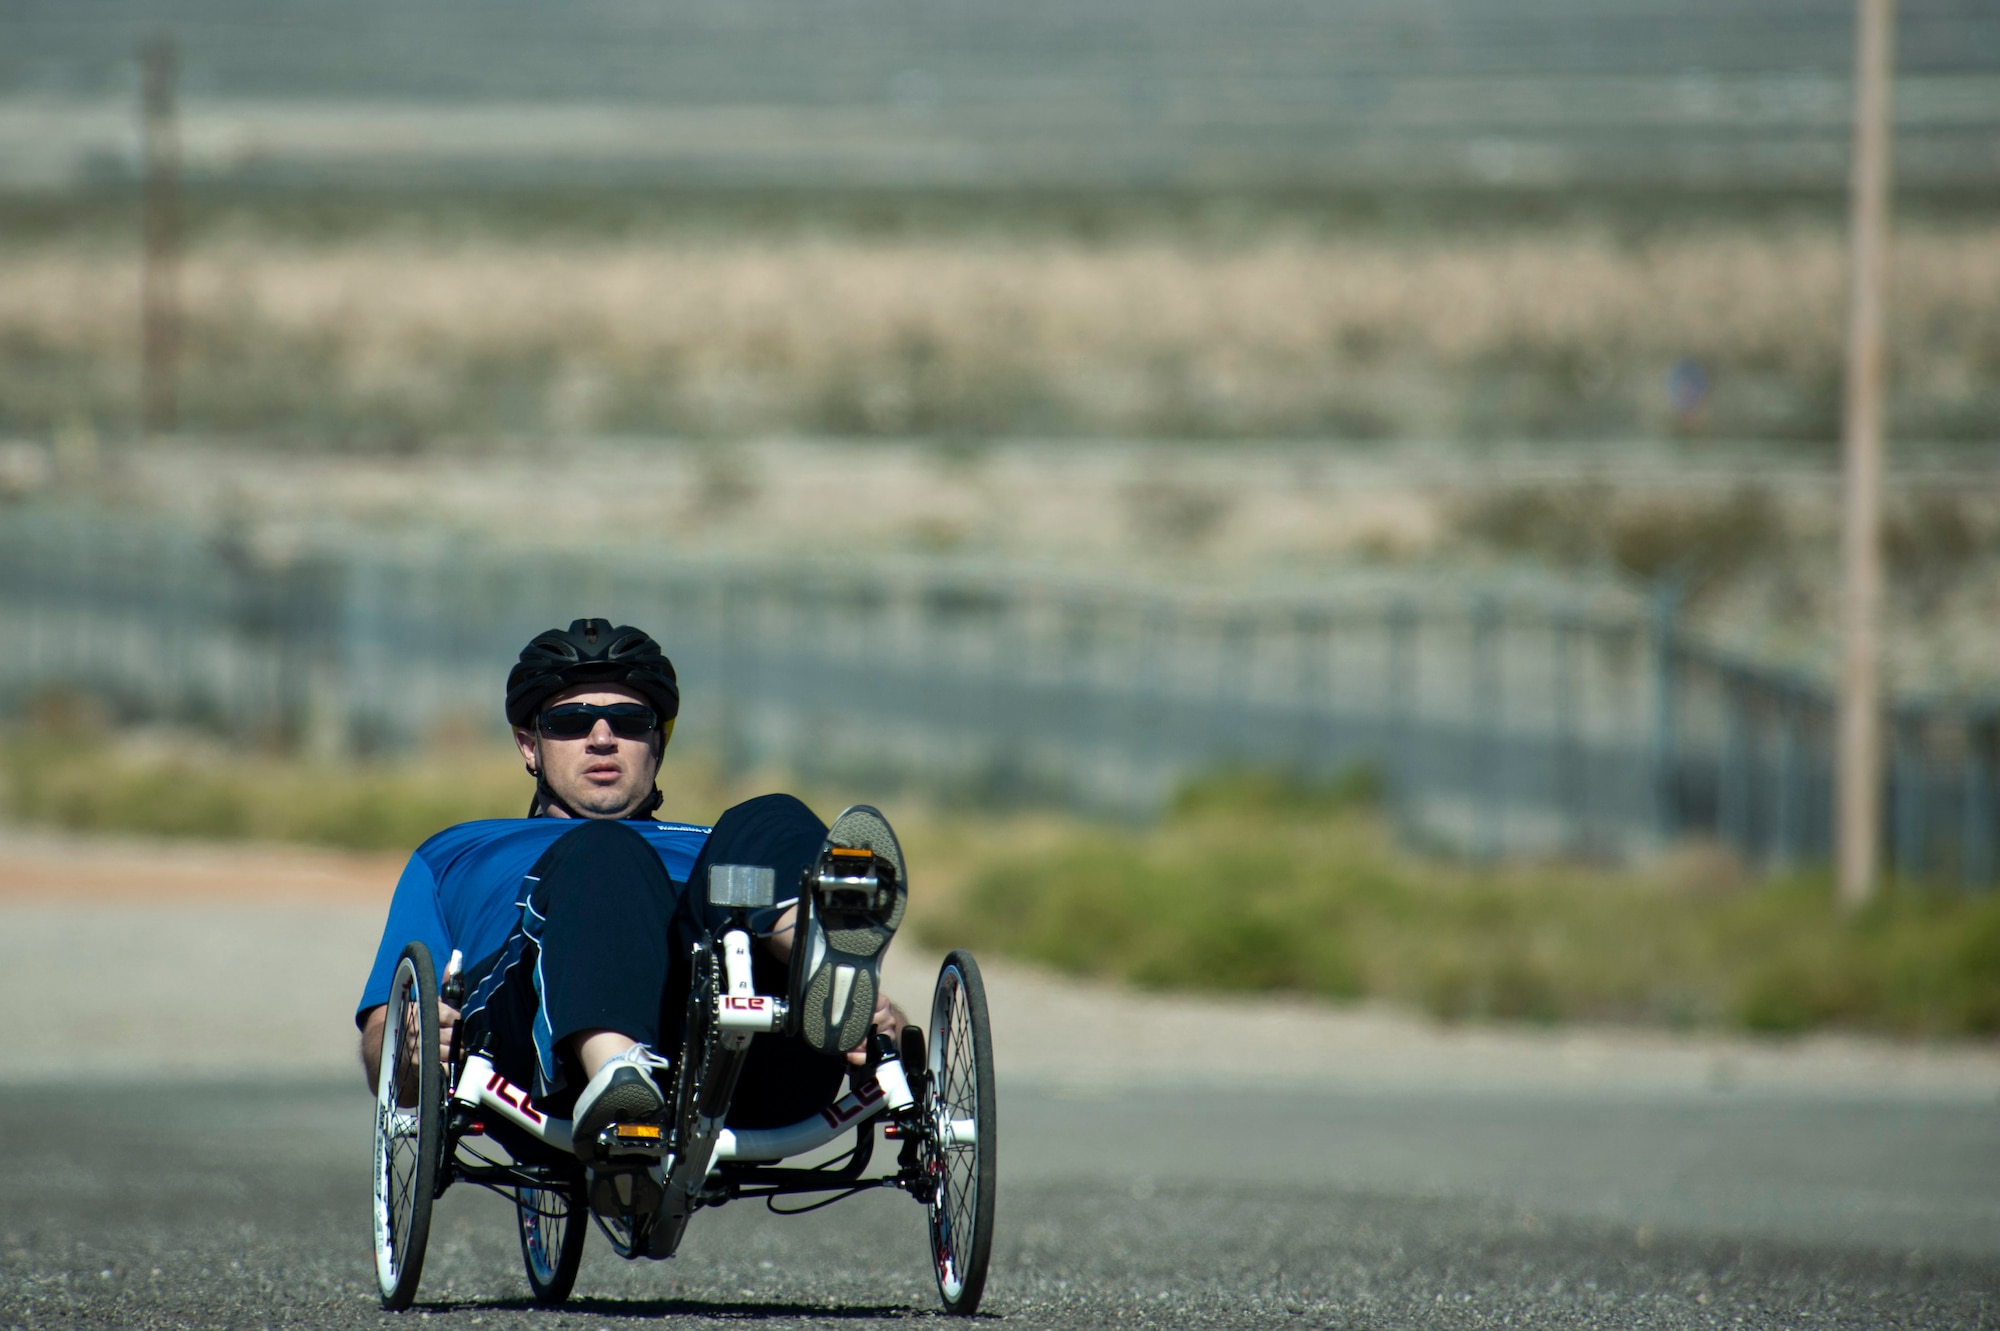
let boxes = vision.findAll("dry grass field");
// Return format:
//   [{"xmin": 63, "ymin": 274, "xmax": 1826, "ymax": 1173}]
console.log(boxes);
[
  {"xmin": 4, "ymin": 220, "xmax": 1997, "ymax": 444},
  {"xmin": 4, "ymin": 202, "xmax": 1997, "ymax": 693}
]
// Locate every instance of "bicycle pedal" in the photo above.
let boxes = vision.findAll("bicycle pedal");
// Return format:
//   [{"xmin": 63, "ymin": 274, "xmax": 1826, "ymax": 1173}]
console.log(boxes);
[
  {"xmin": 815, "ymin": 847, "xmax": 895, "ymax": 915},
  {"xmin": 596, "ymin": 1121, "xmax": 667, "ymax": 1160}
]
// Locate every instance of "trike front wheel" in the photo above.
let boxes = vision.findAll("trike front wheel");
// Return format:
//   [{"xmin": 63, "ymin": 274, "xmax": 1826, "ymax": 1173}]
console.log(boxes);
[
  {"xmin": 373, "ymin": 942, "xmax": 443, "ymax": 1311},
  {"xmin": 926, "ymin": 949, "xmax": 996, "ymax": 1315}
]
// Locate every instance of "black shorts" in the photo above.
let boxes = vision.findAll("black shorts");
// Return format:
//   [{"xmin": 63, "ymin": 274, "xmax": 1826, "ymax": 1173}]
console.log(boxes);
[{"xmin": 460, "ymin": 794, "xmax": 850, "ymax": 1130}]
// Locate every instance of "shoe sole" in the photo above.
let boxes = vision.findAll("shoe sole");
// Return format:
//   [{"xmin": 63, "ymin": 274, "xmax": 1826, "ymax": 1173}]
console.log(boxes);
[
  {"xmin": 570, "ymin": 1071, "xmax": 665, "ymax": 1166},
  {"xmin": 793, "ymin": 804, "xmax": 907, "ymax": 1057},
  {"xmin": 589, "ymin": 1165, "xmax": 664, "ymax": 1220}
]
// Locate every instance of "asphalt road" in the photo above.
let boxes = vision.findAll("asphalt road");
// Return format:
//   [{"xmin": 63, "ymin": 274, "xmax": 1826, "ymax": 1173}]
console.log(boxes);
[
  {"xmin": 4, "ymin": 856, "xmax": 1998, "ymax": 1331},
  {"xmin": 4, "ymin": 1075, "xmax": 1996, "ymax": 1330}
]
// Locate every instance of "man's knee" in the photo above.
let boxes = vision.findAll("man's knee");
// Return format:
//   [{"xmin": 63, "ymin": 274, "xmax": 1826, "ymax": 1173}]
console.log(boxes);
[
  {"xmin": 698, "ymin": 794, "xmax": 828, "ymax": 886},
  {"xmin": 554, "ymin": 816, "xmax": 654, "ymax": 855},
  {"xmin": 710, "ymin": 793, "xmax": 823, "ymax": 843},
  {"xmin": 531, "ymin": 819, "xmax": 677, "ymax": 917}
]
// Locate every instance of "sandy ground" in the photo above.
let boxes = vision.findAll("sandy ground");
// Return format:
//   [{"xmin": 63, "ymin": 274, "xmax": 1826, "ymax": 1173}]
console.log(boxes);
[{"xmin": 5, "ymin": 827, "xmax": 1999, "ymax": 1099}]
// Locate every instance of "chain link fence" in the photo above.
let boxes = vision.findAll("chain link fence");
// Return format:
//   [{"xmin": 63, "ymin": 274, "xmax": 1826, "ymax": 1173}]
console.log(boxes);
[{"xmin": 2, "ymin": 505, "xmax": 1993, "ymax": 888}]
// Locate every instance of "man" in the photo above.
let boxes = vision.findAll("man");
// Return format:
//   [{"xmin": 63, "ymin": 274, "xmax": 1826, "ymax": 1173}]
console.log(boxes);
[{"xmin": 355, "ymin": 617, "xmax": 906, "ymax": 1217}]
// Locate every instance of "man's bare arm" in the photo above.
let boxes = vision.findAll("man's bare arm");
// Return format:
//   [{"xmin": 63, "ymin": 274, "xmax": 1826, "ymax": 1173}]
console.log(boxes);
[
  {"xmin": 359, "ymin": 1004, "xmax": 386, "ymax": 1094},
  {"xmin": 357, "ymin": 1000, "xmax": 459, "ymax": 1095},
  {"xmin": 764, "ymin": 903, "xmax": 799, "ymax": 964}
]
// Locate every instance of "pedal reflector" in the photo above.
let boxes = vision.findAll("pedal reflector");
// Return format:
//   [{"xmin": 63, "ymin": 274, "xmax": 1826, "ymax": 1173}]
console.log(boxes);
[
  {"xmin": 709, "ymin": 862, "xmax": 776, "ymax": 908},
  {"xmin": 612, "ymin": 1123, "xmax": 662, "ymax": 1142}
]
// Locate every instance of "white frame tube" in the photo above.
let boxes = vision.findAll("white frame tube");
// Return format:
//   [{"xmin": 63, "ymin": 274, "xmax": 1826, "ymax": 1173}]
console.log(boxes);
[{"xmin": 455, "ymin": 1052, "xmax": 890, "ymax": 1166}]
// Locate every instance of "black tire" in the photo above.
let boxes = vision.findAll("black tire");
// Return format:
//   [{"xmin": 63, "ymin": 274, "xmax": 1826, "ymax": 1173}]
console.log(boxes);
[
  {"xmin": 372, "ymin": 942, "xmax": 443, "ymax": 1311},
  {"xmin": 517, "ymin": 1174, "xmax": 588, "ymax": 1305},
  {"xmin": 926, "ymin": 949, "xmax": 997, "ymax": 1315}
]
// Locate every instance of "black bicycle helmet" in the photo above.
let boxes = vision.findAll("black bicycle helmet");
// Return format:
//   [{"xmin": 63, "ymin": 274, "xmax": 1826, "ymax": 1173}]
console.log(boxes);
[{"xmin": 505, "ymin": 618, "xmax": 681, "ymax": 730}]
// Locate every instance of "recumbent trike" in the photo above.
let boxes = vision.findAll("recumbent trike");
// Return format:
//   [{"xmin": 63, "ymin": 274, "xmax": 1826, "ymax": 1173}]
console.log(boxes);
[{"xmin": 370, "ymin": 836, "xmax": 996, "ymax": 1314}]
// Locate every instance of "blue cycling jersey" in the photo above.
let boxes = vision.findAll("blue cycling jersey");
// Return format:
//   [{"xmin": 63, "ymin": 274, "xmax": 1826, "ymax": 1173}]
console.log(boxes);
[{"xmin": 355, "ymin": 817, "xmax": 713, "ymax": 1023}]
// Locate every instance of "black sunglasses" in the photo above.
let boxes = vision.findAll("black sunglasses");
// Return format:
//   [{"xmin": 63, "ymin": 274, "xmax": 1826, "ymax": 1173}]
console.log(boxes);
[{"xmin": 536, "ymin": 702, "xmax": 659, "ymax": 739}]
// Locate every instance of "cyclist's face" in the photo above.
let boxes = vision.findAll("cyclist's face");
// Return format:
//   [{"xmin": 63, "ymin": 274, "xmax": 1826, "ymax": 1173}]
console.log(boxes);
[{"xmin": 513, "ymin": 684, "xmax": 664, "ymax": 819}]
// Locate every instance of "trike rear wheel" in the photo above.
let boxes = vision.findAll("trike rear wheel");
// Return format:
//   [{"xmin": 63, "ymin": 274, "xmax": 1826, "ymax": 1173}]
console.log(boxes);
[{"xmin": 518, "ymin": 1174, "xmax": 588, "ymax": 1304}]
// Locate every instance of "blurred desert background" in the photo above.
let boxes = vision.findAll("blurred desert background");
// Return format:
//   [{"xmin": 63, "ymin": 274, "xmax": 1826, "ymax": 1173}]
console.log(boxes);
[
  {"xmin": 9, "ymin": 8, "xmax": 2000, "ymax": 1327},
  {"xmin": 4, "ymin": 0, "xmax": 2000, "ymax": 1055}
]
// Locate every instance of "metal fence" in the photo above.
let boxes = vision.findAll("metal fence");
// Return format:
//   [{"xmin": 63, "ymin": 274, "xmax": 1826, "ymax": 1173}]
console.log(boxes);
[{"xmin": 2, "ymin": 505, "xmax": 1994, "ymax": 888}]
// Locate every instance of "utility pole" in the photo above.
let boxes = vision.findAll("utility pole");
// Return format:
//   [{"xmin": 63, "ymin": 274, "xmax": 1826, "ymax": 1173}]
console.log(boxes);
[
  {"xmin": 140, "ymin": 34, "xmax": 181, "ymax": 439},
  {"xmin": 1837, "ymin": 0, "xmax": 1895, "ymax": 910}
]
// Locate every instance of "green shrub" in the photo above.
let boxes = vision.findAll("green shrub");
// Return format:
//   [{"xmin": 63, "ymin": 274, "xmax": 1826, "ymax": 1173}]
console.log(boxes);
[
  {"xmin": 923, "ymin": 781, "xmax": 2000, "ymax": 1037},
  {"xmin": 1168, "ymin": 765, "xmax": 1383, "ymax": 820},
  {"xmin": 13, "ymin": 726, "xmax": 1997, "ymax": 1038},
  {"xmin": 0, "ymin": 733, "xmax": 525, "ymax": 852}
]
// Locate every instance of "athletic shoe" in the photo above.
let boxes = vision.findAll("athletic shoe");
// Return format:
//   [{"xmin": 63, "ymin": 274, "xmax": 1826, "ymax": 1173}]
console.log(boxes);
[
  {"xmin": 789, "ymin": 804, "xmax": 907, "ymax": 1057},
  {"xmin": 569, "ymin": 1043, "xmax": 671, "ymax": 1167}
]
